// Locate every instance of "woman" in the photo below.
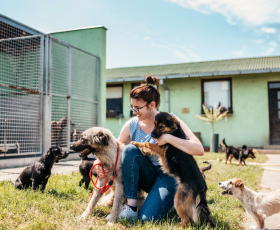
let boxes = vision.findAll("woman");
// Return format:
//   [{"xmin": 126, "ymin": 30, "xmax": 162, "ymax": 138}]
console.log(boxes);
[{"xmin": 97, "ymin": 75, "xmax": 204, "ymax": 222}]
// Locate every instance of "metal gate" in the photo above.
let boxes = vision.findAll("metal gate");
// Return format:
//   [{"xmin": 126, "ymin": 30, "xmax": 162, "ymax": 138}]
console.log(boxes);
[
  {"xmin": 0, "ymin": 17, "xmax": 44, "ymax": 155},
  {"xmin": 49, "ymin": 37, "xmax": 99, "ymax": 150}
]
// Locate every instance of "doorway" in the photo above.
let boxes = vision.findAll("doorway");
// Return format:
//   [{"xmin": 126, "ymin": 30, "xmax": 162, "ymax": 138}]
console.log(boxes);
[{"xmin": 268, "ymin": 82, "xmax": 280, "ymax": 145}]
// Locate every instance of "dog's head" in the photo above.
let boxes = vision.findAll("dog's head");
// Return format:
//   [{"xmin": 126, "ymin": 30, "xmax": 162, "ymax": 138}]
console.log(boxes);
[
  {"xmin": 151, "ymin": 112, "xmax": 180, "ymax": 139},
  {"xmin": 45, "ymin": 147, "xmax": 69, "ymax": 164},
  {"xmin": 58, "ymin": 117, "xmax": 68, "ymax": 129},
  {"xmin": 218, "ymin": 178, "xmax": 244, "ymax": 197},
  {"xmin": 70, "ymin": 127, "xmax": 111, "ymax": 158},
  {"xmin": 246, "ymin": 149, "xmax": 256, "ymax": 159}
]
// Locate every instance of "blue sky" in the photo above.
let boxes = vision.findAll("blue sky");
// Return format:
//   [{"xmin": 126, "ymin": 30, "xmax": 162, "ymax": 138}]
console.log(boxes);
[{"xmin": 2, "ymin": 0, "xmax": 280, "ymax": 68}]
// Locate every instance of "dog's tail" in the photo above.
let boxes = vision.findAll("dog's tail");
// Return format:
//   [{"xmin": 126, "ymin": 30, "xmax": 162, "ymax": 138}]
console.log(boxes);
[
  {"xmin": 200, "ymin": 161, "xmax": 211, "ymax": 172},
  {"xmin": 242, "ymin": 145, "xmax": 247, "ymax": 150},
  {"xmin": 196, "ymin": 194, "xmax": 215, "ymax": 228}
]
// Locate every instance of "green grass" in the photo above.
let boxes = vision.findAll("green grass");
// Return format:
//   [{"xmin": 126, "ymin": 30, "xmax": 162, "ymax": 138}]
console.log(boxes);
[{"xmin": 0, "ymin": 152, "xmax": 265, "ymax": 229}]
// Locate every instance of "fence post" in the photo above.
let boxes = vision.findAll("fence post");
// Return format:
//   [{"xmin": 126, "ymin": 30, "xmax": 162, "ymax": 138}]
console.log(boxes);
[
  {"xmin": 67, "ymin": 46, "xmax": 72, "ymax": 150},
  {"xmin": 42, "ymin": 36, "xmax": 51, "ymax": 153}
]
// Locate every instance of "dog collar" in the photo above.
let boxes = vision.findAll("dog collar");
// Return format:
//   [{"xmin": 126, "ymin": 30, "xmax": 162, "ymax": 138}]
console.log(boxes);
[{"xmin": 89, "ymin": 141, "xmax": 120, "ymax": 196}]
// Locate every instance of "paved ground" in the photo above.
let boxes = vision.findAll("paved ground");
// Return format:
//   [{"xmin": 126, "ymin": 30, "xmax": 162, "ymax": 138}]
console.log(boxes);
[
  {"xmin": 0, "ymin": 160, "xmax": 81, "ymax": 182},
  {"xmin": 244, "ymin": 154, "xmax": 280, "ymax": 230}
]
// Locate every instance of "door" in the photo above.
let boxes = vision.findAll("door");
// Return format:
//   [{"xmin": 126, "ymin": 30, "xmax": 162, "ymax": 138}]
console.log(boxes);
[{"xmin": 269, "ymin": 82, "xmax": 280, "ymax": 145}]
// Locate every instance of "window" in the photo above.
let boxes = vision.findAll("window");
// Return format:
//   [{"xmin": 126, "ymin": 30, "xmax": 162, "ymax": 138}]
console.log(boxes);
[
  {"xmin": 201, "ymin": 79, "xmax": 232, "ymax": 114},
  {"xmin": 106, "ymin": 85, "xmax": 123, "ymax": 117}
]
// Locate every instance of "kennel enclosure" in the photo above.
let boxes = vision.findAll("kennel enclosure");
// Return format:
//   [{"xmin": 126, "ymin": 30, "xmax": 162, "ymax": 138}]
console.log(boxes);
[{"xmin": 0, "ymin": 14, "xmax": 100, "ymax": 157}]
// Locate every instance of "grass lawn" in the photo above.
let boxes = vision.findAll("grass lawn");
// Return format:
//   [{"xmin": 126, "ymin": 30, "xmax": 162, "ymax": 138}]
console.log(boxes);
[{"xmin": 0, "ymin": 152, "xmax": 265, "ymax": 230}]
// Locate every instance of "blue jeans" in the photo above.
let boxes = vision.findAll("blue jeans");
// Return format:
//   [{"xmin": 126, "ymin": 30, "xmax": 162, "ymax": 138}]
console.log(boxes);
[{"xmin": 122, "ymin": 144, "xmax": 177, "ymax": 222}]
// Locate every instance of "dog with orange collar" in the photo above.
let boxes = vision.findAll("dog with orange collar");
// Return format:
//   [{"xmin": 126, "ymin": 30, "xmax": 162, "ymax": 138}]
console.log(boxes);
[{"xmin": 71, "ymin": 127, "xmax": 145, "ymax": 225}]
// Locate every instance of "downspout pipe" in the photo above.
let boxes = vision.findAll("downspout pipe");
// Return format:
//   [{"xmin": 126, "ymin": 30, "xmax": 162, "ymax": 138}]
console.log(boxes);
[{"xmin": 159, "ymin": 79, "xmax": 169, "ymax": 113}]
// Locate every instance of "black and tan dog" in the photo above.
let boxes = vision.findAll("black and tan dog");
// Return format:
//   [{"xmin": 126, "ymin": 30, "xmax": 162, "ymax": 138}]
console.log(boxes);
[
  {"xmin": 132, "ymin": 112, "xmax": 215, "ymax": 228},
  {"xmin": 79, "ymin": 156, "xmax": 97, "ymax": 189},
  {"xmin": 221, "ymin": 138, "xmax": 256, "ymax": 166},
  {"xmin": 11, "ymin": 147, "xmax": 69, "ymax": 192}
]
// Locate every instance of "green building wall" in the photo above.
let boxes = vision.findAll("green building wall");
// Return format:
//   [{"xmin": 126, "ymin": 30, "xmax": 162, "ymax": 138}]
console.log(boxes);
[
  {"xmin": 106, "ymin": 72, "xmax": 280, "ymax": 147},
  {"xmin": 50, "ymin": 26, "xmax": 107, "ymax": 127}
]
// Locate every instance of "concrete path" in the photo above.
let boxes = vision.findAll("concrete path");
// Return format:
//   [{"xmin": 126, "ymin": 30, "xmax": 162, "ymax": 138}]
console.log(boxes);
[
  {"xmin": 0, "ymin": 160, "xmax": 81, "ymax": 182},
  {"xmin": 244, "ymin": 154, "xmax": 280, "ymax": 230}
]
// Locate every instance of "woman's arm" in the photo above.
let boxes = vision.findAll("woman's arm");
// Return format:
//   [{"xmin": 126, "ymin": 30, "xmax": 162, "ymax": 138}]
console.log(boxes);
[
  {"xmin": 118, "ymin": 120, "xmax": 131, "ymax": 145},
  {"xmin": 155, "ymin": 117, "xmax": 204, "ymax": 156}
]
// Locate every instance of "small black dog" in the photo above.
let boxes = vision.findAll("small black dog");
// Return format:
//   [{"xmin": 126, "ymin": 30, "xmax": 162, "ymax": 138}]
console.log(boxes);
[
  {"xmin": 132, "ymin": 112, "xmax": 215, "ymax": 228},
  {"xmin": 11, "ymin": 147, "xmax": 69, "ymax": 192},
  {"xmin": 79, "ymin": 156, "xmax": 97, "ymax": 189},
  {"xmin": 221, "ymin": 138, "xmax": 256, "ymax": 166}
]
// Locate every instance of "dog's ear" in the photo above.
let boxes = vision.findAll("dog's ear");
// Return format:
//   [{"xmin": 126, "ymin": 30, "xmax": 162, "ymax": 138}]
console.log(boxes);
[
  {"xmin": 234, "ymin": 179, "xmax": 244, "ymax": 189},
  {"xmin": 45, "ymin": 148, "xmax": 54, "ymax": 164},
  {"xmin": 173, "ymin": 116, "xmax": 180, "ymax": 125},
  {"xmin": 93, "ymin": 132, "xmax": 110, "ymax": 146}
]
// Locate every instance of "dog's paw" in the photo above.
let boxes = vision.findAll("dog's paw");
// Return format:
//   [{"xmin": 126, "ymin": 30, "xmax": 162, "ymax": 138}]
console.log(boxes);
[
  {"xmin": 78, "ymin": 212, "xmax": 87, "ymax": 221},
  {"xmin": 107, "ymin": 221, "xmax": 115, "ymax": 227},
  {"xmin": 249, "ymin": 225, "xmax": 262, "ymax": 230},
  {"xmin": 131, "ymin": 141, "xmax": 138, "ymax": 146}
]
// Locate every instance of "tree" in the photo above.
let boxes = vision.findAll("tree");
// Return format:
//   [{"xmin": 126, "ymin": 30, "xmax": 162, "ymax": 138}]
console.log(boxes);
[{"xmin": 195, "ymin": 104, "xmax": 229, "ymax": 134}]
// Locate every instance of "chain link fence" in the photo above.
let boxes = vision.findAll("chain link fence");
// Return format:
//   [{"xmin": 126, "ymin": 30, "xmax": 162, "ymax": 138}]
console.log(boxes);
[
  {"xmin": 0, "ymin": 18, "xmax": 43, "ymax": 155},
  {"xmin": 49, "ymin": 37, "xmax": 99, "ymax": 150}
]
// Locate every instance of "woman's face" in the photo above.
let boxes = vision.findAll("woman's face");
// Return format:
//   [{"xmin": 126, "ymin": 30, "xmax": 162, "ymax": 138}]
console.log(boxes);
[{"xmin": 130, "ymin": 98, "xmax": 155, "ymax": 121}]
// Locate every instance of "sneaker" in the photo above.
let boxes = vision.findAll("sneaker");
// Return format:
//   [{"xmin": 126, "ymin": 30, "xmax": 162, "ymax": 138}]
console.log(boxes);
[{"xmin": 106, "ymin": 205, "xmax": 138, "ymax": 221}]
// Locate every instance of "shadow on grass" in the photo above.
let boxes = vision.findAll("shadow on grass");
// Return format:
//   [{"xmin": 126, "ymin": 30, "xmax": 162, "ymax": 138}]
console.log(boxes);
[
  {"xmin": 92, "ymin": 206, "xmax": 236, "ymax": 230},
  {"xmin": 47, "ymin": 188, "xmax": 72, "ymax": 199}
]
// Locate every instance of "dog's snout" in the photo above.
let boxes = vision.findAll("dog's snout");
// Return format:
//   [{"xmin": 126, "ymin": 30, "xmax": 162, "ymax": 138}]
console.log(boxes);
[{"xmin": 219, "ymin": 182, "xmax": 222, "ymax": 186}]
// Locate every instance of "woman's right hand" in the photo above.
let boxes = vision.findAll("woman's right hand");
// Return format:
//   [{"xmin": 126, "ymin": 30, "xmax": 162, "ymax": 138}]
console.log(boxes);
[{"xmin": 95, "ymin": 159, "xmax": 108, "ymax": 178}]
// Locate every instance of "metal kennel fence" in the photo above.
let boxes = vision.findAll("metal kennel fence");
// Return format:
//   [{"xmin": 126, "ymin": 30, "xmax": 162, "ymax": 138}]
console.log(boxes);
[
  {"xmin": 0, "ymin": 14, "xmax": 100, "ymax": 156},
  {"xmin": 49, "ymin": 37, "xmax": 99, "ymax": 150},
  {"xmin": 0, "ymin": 16, "xmax": 44, "ymax": 155}
]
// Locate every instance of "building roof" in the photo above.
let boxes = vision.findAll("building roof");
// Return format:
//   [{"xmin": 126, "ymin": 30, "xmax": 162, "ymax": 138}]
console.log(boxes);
[
  {"xmin": 49, "ymin": 25, "xmax": 108, "ymax": 34},
  {"xmin": 106, "ymin": 56, "xmax": 280, "ymax": 83}
]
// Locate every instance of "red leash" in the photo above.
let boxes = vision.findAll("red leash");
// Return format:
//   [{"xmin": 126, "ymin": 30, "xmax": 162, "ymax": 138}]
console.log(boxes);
[{"xmin": 89, "ymin": 141, "xmax": 120, "ymax": 198}]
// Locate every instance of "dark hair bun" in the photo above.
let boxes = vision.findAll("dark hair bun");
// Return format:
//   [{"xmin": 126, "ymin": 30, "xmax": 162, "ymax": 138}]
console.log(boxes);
[{"xmin": 145, "ymin": 75, "xmax": 159, "ymax": 86}]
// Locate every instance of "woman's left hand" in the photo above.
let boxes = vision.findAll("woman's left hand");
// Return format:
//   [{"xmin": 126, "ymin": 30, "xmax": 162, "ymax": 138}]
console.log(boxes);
[{"xmin": 155, "ymin": 134, "xmax": 172, "ymax": 146}]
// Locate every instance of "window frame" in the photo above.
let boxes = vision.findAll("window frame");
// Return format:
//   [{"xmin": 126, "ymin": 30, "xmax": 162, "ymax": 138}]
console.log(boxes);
[
  {"xmin": 201, "ymin": 78, "xmax": 233, "ymax": 115},
  {"xmin": 106, "ymin": 84, "xmax": 123, "ymax": 118}
]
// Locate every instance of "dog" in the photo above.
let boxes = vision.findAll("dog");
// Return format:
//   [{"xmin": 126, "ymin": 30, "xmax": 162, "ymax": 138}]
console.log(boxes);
[
  {"xmin": 79, "ymin": 156, "xmax": 97, "ymax": 189},
  {"xmin": 221, "ymin": 138, "xmax": 256, "ymax": 166},
  {"xmin": 132, "ymin": 112, "xmax": 215, "ymax": 228},
  {"xmin": 219, "ymin": 178, "xmax": 280, "ymax": 230},
  {"xmin": 51, "ymin": 117, "xmax": 75, "ymax": 147},
  {"xmin": 71, "ymin": 127, "xmax": 146, "ymax": 224},
  {"xmin": 10, "ymin": 147, "xmax": 69, "ymax": 192},
  {"xmin": 51, "ymin": 117, "xmax": 68, "ymax": 147}
]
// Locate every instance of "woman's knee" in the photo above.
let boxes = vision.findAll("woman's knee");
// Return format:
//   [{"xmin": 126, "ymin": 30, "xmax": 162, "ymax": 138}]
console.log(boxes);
[{"xmin": 122, "ymin": 144, "xmax": 141, "ymax": 163}]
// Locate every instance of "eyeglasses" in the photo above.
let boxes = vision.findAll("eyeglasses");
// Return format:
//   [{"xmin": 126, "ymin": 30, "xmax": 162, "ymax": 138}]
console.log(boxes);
[{"xmin": 128, "ymin": 104, "xmax": 148, "ymax": 113}]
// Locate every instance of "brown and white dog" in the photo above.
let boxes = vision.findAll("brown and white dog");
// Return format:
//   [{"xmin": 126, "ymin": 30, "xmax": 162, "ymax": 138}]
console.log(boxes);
[
  {"xmin": 71, "ymin": 127, "xmax": 145, "ymax": 225},
  {"xmin": 219, "ymin": 178, "xmax": 280, "ymax": 230}
]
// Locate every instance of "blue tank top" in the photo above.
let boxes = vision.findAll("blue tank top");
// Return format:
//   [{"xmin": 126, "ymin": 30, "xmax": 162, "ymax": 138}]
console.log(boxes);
[{"xmin": 129, "ymin": 116, "xmax": 159, "ymax": 165}]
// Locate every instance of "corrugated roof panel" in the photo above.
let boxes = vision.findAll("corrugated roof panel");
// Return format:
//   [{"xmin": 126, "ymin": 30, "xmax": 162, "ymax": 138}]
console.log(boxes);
[{"xmin": 106, "ymin": 56, "xmax": 280, "ymax": 80}]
